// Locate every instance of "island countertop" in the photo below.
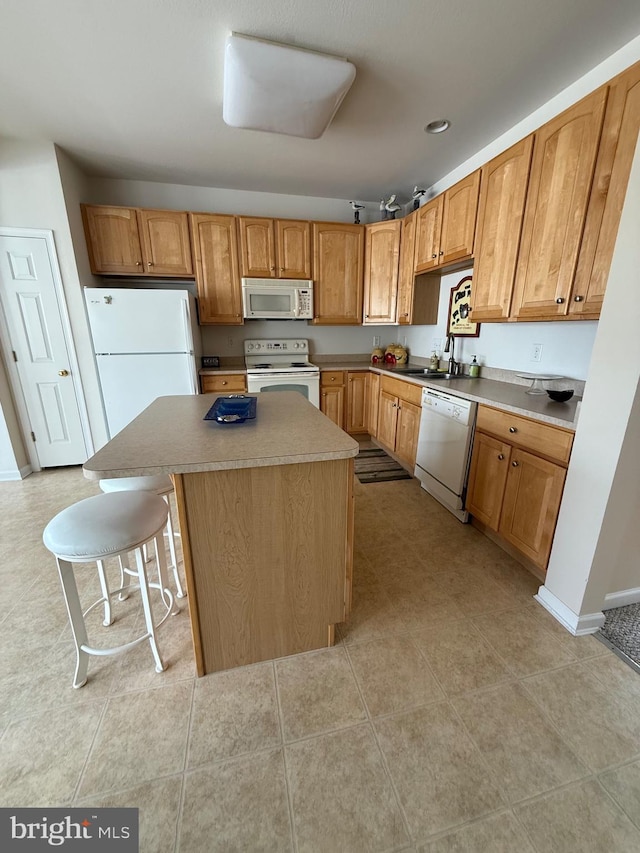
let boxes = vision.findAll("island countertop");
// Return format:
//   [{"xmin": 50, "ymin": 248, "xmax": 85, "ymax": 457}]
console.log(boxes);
[{"xmin": 83, "ymin": 391, "xmax": 359, "ymax": 480}]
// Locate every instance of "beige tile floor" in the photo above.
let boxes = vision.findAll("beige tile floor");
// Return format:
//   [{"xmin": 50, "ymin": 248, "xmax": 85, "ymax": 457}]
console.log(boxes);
[{"xmin": 1, "ymin": 466, "xmax": 640, "ymax": 851}]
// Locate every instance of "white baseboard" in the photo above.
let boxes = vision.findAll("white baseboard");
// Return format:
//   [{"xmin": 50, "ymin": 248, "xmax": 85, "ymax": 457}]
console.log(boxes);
[
  {"xmin": 0, "ymin": 464, "xmax": 32, "ymax": 481},
  {"xmin": 603, "ymin": 587, "xmax": 640, "ymax": 609},
  {"xmin": 535, "ymin": 585, "xmax": 605, "ymax": 635}
]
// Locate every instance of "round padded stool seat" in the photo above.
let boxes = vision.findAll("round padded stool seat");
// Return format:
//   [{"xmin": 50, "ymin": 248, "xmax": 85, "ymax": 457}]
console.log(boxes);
[
  {"xmin": 98, "ymin": 475, "xmax": 173, "ymax": 496},
  {"xmin": 43, "ymin": 491, "xmax": 168, "ymax": 560}
]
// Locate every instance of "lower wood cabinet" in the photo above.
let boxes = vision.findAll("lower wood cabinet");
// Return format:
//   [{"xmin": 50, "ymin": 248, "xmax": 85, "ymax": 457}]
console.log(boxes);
[
  {"xmin": 200, "ymin": 373, "xmax": 247, "ymax": 394},
  {"xmin": 466, "ymin": 405, "xmax": 573, "ymax": 571},
  {"xmin": 346, "ymin": 372, "xmax": 369, "ymax": 433},
  {"xmin": 377, "ymin": 376, "xmax": 422, "ymax": 469},
  {"xmin": 368, "ymin": 372, "xmax": 380, "ymax": 437},
  {"xmin": 320, "ymin": 371, "xmax": 345, "ymax": 428}
]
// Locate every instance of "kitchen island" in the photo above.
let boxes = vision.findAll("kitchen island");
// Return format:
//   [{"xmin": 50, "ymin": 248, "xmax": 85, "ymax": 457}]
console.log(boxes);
[{"xmin": 83, "ymin": 392, "xmax": 358, "ymax": 675}]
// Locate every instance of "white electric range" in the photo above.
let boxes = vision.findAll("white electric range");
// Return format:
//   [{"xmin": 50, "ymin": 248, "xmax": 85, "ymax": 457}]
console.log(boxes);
[{"xmin": 244, "ymin": 339, "xmax": 320, "ymax": 407}]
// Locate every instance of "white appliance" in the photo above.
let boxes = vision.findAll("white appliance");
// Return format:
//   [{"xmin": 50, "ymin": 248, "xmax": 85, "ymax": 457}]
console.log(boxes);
[
  {"xmin": 414, "ymin": 387, "xmax": 477, "ymax": 522},
  {"xmin": 242, "ymin": 278, "xmax": 313, "ymax": 320},
  {"xmin": 244, "ymin": 338, "xmax": 320, "ymax": 407},
  {"xmin": 85, "ymin": 287, "xmax": 201, "ymax": 438}
]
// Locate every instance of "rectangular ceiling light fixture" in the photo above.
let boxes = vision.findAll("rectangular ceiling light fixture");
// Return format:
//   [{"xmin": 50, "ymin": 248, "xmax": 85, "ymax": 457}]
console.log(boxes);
[{"xmin": 223, "ymin": 33, "xmax": 356, "ymax": 139}]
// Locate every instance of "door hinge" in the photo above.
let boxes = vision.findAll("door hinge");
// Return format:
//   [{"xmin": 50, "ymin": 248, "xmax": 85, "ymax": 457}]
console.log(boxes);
[
  {"xmin": 12, "ymin": 350, "xmax": 18, "ymax": 362},
  {"xmin": 30, "ymin": 431, "xmax": 36, "ymax": 443}
]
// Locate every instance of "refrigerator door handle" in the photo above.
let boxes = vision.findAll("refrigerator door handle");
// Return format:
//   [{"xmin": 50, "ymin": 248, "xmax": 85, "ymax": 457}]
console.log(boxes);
[{"xmin": 182, "ymin": 298, "xmax": 194, "ymax": 353}]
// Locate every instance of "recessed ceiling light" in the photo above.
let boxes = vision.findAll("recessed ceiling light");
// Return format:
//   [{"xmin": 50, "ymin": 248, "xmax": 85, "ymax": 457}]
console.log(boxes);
[{"xmin": 424, "ymin": 119, "xmax": 450, "ymax": 134}]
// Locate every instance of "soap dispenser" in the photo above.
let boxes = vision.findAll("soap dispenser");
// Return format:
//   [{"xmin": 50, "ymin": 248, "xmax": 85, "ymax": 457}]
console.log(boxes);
[{"xmin": 469, "ymin": 355, "xmax": 480, "ymax": 378}]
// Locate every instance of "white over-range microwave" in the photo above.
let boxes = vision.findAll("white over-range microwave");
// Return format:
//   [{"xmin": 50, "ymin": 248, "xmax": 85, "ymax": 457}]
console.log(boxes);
[{"xmin": 242, "ymin": 278, "xmax": 314, "ymax": 320}]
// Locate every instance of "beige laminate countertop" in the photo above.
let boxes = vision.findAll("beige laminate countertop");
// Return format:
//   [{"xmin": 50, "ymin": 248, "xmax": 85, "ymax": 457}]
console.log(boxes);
[
  {"xmin": 83, "ymin": 392, "xmax": 359, "ymax": 480},
  {"xmin": 318, "ymin": 362, "xmax": 581, "ymax": 429}
]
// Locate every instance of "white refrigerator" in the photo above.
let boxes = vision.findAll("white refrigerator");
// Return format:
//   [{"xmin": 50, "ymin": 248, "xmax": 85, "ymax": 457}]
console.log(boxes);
[{"xmin": 85, "ymin": 287, "xmax": 202, "ymax": 439}]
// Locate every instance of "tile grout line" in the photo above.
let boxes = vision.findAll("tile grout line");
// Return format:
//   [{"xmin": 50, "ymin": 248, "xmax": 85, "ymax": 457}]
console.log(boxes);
[
  {"xmin": 172, "ymin": 677, "xmax": 197, "ymax": 853},
  {"xmin": 342, "ymin": 641, "xmax": 414, "ymax": 849},
  {"xmin": 273, "ymin": 660, "xmax": 299, "ymax": 853},
  {"xmin": 71, "ymin": 697, "xmax": 110, "ymax": 804}
]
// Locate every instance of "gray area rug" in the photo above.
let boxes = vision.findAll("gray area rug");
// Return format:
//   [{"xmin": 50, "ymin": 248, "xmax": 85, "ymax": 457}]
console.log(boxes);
[
  {"xmin": 598, "ymin": 603, "xmax": 640, "ymax": 673},
  {"xmin": 354, "ymin": 448, "xmax": 411, "ymax": 484}
]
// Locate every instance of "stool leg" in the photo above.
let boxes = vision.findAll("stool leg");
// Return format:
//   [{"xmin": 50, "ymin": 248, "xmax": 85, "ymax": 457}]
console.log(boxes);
[
  {"xmin": 134, "ymin": 547, "xmax": 165, "ymax": 673},
  {"xmin": 95, "ymin": 559, "xmax": 114, "ymax": 626},
  {"xmin": 118, "ymin": 555, "xmax": 132, "ymax": 601},
  {"xmin": 57, "ymin": 558, "xmax": 90, "ymax": 688},
  {"xmin": 153, "ymin": 533, "xmax": 180, "ymax": 616},
  {"xmin": 163, "ymin": 495, "xmax": 185, "ymax": 598}
]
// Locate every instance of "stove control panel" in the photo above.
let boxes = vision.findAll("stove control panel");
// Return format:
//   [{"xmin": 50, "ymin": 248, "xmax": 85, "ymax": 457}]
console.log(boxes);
[{"xmin": 244, "ymin": 339, "xmax": 309, "ymax": 354}]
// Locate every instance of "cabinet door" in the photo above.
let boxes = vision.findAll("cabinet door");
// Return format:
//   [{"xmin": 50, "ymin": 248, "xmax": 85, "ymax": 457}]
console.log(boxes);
[
  {"xmin": 362, "ymin": 220, "xmax": 401, "ymax": 324},
  {"xmin": 466, "ymin": 432, "xmax": 511, "ymax": 529},
  {"xmin": 81, "ymin": 205, "xmax": 143, "ymax": 274},
  {"xmin": 312, "ymin": 223, "xmax": 364, "ymax": 324},
  {"xmin": 275, "ymin": 220, "xmax": 311, "ymax": 279},
  {"xmin": 238, "ymin": 216, "xmax": 276, "ymax": 277},
  {"xmin": 346, "ymin": 372, "xmax": 369, "ymax": 433},
  {"xmin": 137, "ymin": 209, "xmax": 193, "ymax": 276},
  {"xmin": 572, "ymin": 61, "xmax": 640, "ymax": 317},
  {"xmin": 320, "ymin": 384, "xmax": 345, "ymax": 428},
  {"xmin": 499, "ymin": 448, "xmax": 567, "ymax": 569},
  {"xmin": 368, "ymin": 372, "xmax": 380, "ymax": 437},
  {"xmin": 414, "ymin": 196, "xmax": 443, "ymax": 273},
  {"xmin": 190, "ymin": 213, "xmax": 243, "ymax": 325},
  {"xmin": 397, "ymin": 211, "xmax": 417, "ymax": 324},
  {"xmin": 470, "ymin": 137, "xmax": 534, "ymax": 321},
  {"xmin": 395, "ymin": 400, "xmax": 421, "ymax": 468},
  {"xmin": 440, "ymin": 171, "xmax": 481, "ymax": 265},
  {"xmin": 377, "ymin": 390, "xmax": 398, "ymax": 450},
  {"xmin": 511, "ymin": 87, "xmax": 608, "ymax": 319}
]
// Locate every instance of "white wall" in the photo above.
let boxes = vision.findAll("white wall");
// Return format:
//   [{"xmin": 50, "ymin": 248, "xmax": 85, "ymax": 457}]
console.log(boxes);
[
  {"xmin": 85, "ymin": 178, "xmax": 380, "ymax": 224},
  {"xmin": 0, "ymin": 356, "xmax": 28, "ymax": 479},
  {"xmin": 0, "ymin": 138, "xmax": 109, "ymax": 456},
  {"xmin": 403, "ymin": 267, "xmax": 598, "ymax": 380}
]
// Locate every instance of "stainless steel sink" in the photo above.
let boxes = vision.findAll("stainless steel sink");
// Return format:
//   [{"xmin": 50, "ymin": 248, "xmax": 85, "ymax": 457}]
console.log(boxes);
[{"xmin": 398, "ymin": 370, "xmax": 474, "ymax": 380}]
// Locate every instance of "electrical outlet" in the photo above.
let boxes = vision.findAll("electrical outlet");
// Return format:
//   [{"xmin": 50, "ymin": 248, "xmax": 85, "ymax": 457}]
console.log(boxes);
[
  {"xmin": 373, "ymin": 335, "xmax": 381, "ymax": 347},
  {"xmin": 531, "ymin": 343, "xmax": 543, "ymax": 362},
  {"xmin": 432, "ymin": 338, "xmax": 441, "ymax": 353},
  {"xmin": 227, "ymin": 337, "xmax": 234, "ymax": 348}
]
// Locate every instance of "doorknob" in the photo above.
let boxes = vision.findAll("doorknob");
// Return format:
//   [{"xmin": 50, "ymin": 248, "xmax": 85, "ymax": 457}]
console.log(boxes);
[{"xmin": 58, "ymin": 369, "xmax": 69, "ymax": 377}]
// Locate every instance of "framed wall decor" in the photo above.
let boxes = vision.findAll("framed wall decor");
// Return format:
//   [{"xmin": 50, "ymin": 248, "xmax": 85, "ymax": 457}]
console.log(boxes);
[{"xmin": 447, "ymin": 275, "xmax": 480, "ymax": 337}]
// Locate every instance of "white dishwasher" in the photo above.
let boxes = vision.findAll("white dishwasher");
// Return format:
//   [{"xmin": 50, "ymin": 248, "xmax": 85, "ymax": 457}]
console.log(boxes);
[{"xmin": 414, "ymin": 387, "xmax": 477, "ymax": 522}]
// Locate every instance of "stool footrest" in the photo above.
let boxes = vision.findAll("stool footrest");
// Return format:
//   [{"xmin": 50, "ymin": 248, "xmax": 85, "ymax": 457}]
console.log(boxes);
[{"xmin": 80, "ymin": 634, "xmax": 152, "ymax": 657}]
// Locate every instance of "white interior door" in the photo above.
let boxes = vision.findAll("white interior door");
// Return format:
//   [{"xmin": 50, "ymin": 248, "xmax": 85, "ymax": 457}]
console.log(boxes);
[{"xmin": 0, "ymin": 233, "xmax": 89, "ymax": 467}]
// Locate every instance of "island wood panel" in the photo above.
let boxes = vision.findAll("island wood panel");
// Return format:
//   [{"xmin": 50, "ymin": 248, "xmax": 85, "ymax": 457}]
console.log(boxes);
[{"xmin": 176, "ymin": 459, "xmax": 352, "ymax": 674}]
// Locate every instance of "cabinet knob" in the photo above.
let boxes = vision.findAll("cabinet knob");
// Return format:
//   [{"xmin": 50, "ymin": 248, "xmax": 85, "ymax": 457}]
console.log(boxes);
[
  {"xmin": 556, "ymin": 297, "xmax": 565, "ymax": 304},
  {"xmin": 512, "ymin": 460, "xmax": 519, "ymax": 467},
  {"xmin": 270, "ymin": 266, "xmax": 275, "ymax": 271},
  {"xmin": 222, "ymin": 380, "xmax": 227, "ymax": 385},
  {"xmin": 574, "ymin": 295, "xmax": 584, "ymax": 302},
  {"xmin": 147, "ymin": 262, "xmax": 152, "ymax": 267},
  {"xmin": 432, "ymin": 253, "xmax": 437, "ymax": 259},
  {"xmin": 330, "ymin": 377, "xmax": 335, "ymax": 382},
  {"xmin": 497, "ymin": 453, "xmax": 504, "ymax": 460},
  {"xmin": 136, "ymin": 261, "xmax": 142, "ymax": 266},
  {"xmin": 439, "ymin": 250, "xmax": 444, "ymax": 255},
  {"xmin": 509, "ymin": 426, "xmax": 517, "ymax": 433}
]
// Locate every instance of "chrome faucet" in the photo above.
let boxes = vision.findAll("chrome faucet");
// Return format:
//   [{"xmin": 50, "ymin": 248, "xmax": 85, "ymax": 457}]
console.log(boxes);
[{"xmin": 444, "ymin": 334, "xmax": 458, "ymax": 375}]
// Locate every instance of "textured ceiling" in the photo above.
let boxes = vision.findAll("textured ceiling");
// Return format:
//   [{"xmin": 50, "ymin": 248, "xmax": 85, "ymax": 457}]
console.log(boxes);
[{"xmin": 1, "ymin": 0, "xmax": 640, "ymax": 203}]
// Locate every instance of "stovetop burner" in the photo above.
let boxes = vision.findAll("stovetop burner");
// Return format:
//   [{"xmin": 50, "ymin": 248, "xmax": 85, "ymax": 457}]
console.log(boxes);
[
  {"xmin": 290, "ymin": 362, "xmax": 309, "ymax": 367},
  {"xmin": 254, "ymin": 363, "xmax": 272, "ymax": 369}
]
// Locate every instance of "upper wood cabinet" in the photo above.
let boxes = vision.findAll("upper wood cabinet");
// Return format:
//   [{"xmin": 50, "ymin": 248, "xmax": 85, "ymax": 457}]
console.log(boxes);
[
  {"xmin": 397, "ymin": 210, "xmax": 417, "ymax": 324},
  {"xmin": 511, "ymin": 87, "xmax": 608, "ymax": 320},
  {"xmin": 470, "ymin": 137, "xmax": 534, "ymax": 322},
  {"xmin": 189, "ymin": 213, "xmax": 243, "ymax": 325},
  {"xmin": 311, "ymin": 222, "xmax": 364, "ymax": 325},
  {"xmin": 238, "ymin": 216, "xmax": 311, "ymax": 279},
  {"xmin": 414, "ymin": 171, "xmax": 480, "ymax": 273},
  {"xmin": 571, "ymin": 60, "xmax": 640, "ymax": 317},
  {"xmin": 81, "ymin": 205, "xmax": 193, "ymax": 277},
  {"xmin": 362, "ymin": 220, "xmax": 401, "ymax": 324}
]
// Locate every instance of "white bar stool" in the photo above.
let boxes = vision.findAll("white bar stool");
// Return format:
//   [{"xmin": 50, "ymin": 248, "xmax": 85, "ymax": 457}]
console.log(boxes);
[
  {"xmin": 43, "ymin": 491, "xmax": 179, "ymax": 688},
  {"xmin": 98, "ymin": 474, "xmax": 185, "ymax": 600}
]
